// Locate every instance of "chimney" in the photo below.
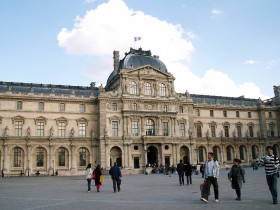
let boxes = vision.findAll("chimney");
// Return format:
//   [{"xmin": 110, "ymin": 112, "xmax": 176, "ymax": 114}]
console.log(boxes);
[{"xmin": 113, "ymin": 50, "xmax": 120, "ymax": 72}]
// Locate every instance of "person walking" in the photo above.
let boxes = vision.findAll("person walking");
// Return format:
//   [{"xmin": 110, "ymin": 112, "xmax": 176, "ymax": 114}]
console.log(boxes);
[
  {"xmin": 256, "ymin": 146, "xmax": 279, "ymax": 204},
  {"xmin": 185, "ymin": 161, "xmax": 193, "ymax": 185},
  {"xmin": 85, "ymin": 163, "xmax": 93, "ymax": 192},
  {"xmin": 177, "ymin": 160, "xmax": 185, "ymax": 186},
  {"xmin": 228, "ymin": 158, "xmax": 245, "ymax": 201},
  {"xmin": 109, "ymin": 162, "xmax": 122, "ymax": 193},
  {"xmin": 93, "ymin": 164, "xmax": 102, "ymax": 192},
  {"xmin": 200, "ymin": 164, "xmax": 205, "ymax": 178},
  {"xmin": 200, "ymin": 152, "xmax": 220, "ymax": 203}
]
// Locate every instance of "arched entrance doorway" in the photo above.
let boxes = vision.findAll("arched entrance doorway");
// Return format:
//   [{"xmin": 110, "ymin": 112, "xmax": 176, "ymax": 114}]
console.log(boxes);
[
  {"xmin": 147, "ymin": 146, "xmax": 158, "ymax": 166},
  {"xmin": 110, "ymin": 147, "xmax": 122, "ymax": 167},
  {"xmin": 180, "ymin": 146, "xmax": 189, "ymax": 164}
]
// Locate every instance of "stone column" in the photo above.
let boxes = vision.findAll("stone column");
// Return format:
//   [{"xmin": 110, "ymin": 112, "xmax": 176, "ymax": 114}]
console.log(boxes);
[
  {"xmin": 141, "ymin": 117, "xmax": 145, "ymax": 135},
  {"xmin": 161, "ymin": 144, "xmax": 165, "ymax": 166},
  {"xmin": 70, "ymin": 145, "xmax": 76, "ymax": 174}
]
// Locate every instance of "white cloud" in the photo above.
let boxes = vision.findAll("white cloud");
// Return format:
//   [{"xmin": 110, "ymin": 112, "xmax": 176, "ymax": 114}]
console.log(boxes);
[
  {"xmin": 244, "ymin": 59, "xmax": 258, "ymax": 65},
  {"xmin": 57, "ymin": 0, "xmax": 268, "ymax": 99},
  {"xmin": 212, "ymin": 9, "xmax": 223, "ymax": 15},
  {"xmin": 85, "ymin": 0, "xmax": 96, "ymax": 3}
]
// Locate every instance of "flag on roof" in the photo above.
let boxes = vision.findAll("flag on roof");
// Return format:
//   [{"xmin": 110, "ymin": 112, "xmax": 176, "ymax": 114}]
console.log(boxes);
[{"xmin": 134, "ymin": 37, "xmax": 141, "ymax": 42}]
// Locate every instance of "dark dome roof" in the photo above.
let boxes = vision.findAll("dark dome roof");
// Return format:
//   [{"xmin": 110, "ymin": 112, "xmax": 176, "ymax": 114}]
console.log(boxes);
[
  {"xmin": 106, "ymin": 48, "xmax": 168, "ymax": 85},
  {"xmin": 120, "ymin": 53, "xmax": 168, "ymax": 72}
]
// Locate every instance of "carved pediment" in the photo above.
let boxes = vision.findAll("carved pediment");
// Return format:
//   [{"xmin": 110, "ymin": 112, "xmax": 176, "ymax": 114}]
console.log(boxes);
[
  {"xmin": 109, "ymin": 115, "xmax": 121, "ymax": 123},
  {"xmin": 34, "ymin": 116, "xmax": 47, "ymax": 124},
  {"xmin": 76, "ymin": 117, "xmax": 88, "ymax": 126},
  {"xmin": 55, "ymin": 117, "xmax": 68, "ymax": 125},
  {"xmin": 12, "ymin": 115, "xmax": 26, "ymax": 124}
]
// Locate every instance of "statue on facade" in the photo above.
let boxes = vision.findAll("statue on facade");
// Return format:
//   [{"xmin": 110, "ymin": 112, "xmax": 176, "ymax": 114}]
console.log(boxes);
[
  {"xmin": 220, "ymin": 130, "xmax": 224, "ymax": 138},
  {"xmin": 188, "ymin": 128, "xmax": 192, "ymax": 137},
  {"xmin": 91, "ymin": 130, "xmax": 96, "ymax": 139},
  {"xmin": 70, "ymin": 127, "xmax": 75, "ymax": 138},
  {"xmin": 233, "ymin": 129, "xmax": 236, "ymax": 138},
  {"xmin": 26, "ymin": 126, "xmax": 31, "ymax": 138},
  {"xmin": 185, "ymin": 90, "xmax": 190, "ymax": 97},
  {"xmin": 206, "ymin": 129, "xmax": 210, "ymax": 138},
  {"xmin": 4, "ymin": 126, "xmax": 9, "ymax": 137},
  {"xmin": 104, "ymin": 127, "xmax": 108, "ymax": 136}
]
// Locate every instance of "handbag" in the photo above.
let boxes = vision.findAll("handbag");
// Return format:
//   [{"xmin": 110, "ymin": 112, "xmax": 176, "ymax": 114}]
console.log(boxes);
[
  {"xmin": 100, "ymin": 175, "xmax": 104, "ymax": 183},
  {"xmin": 92, "ymin": 172, "xmax": 96, "ymax": 180}
]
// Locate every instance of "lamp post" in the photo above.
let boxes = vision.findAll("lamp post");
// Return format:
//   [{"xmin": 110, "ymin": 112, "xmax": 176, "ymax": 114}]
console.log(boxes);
[{"xmin": 2, "ymin": 159, "xmax": 4, "ymax": 177}]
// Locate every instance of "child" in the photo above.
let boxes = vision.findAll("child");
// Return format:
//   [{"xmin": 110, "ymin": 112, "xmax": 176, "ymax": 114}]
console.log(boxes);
[{"xmin": 228, "ymin": 158, "xmax": 245, "ymax": 200}]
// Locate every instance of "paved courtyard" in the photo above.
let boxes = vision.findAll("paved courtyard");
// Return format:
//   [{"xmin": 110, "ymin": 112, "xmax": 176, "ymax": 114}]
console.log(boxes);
[{"xmin": 0, "ymin": 167, "xmax": 279, "ymax": 210}]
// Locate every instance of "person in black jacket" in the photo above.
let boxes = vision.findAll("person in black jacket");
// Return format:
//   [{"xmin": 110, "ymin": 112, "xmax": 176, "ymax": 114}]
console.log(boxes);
[
  {"xmin": 109, "ymin": 162, "xmax": 122, "ymax": 193},
  {"xmin": 93, "ymin": 164, "xmax": 102, "ymax": 192},
  {"xmin": 177, "ymin": 160, "xmax": 185, "ymax": 186},
  {"xmin": 185, "ymin": 162, "xmax": 193, "ymax": 185}
]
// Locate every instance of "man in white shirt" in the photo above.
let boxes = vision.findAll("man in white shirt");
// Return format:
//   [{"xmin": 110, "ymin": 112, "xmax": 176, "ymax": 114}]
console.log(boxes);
[{"xmin": 200, "ymin": 152, "xmax": 220, "ymax": 203}]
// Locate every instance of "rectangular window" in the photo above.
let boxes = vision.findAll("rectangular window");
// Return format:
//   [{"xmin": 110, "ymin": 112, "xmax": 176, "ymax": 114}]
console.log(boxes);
[
  {"xmin": 112, "ymin": 103, "xmax": 117, "ymax": 111},
  {"xmin": 15, "ymin": 121, "xmax": 23, "ymax": 136},
  {"xmin": 163, "ymin": 122, "xmax": 169, "ymax": 136},
  {"xmin": 112, "ymin": 121, "xmax": 118, "ymax": 136},
  {"xmin": 210, "ymin": 110, "xmax": 214, "ymax": 117},
  {"xmin": 179, "ymin": 123, "xmax": 185, "ymax": 136},
  {"xmin": 197, "ymin": 125, "xmax": 202, "ymax": 138},
  {"xmin": 14, "ymin": 147, "xmax": 21, "ymax": 167},
  {"xmin": 211, "ymin": 125, "xmax": 216, "ymax": 137},
  {"xmin": 132, "ymin": 121, "xmax": 139, "ymax": 136},
  {"xmin": 248, "ymin": 112, "xmax": 251, "ymax": 118},
  {"xmin": 268, "ymin": 112, "xmax": 272, "ymax": 118},
  {"xmin": 196, "ymin": 109, "xmax": 200, "ymax": 117},
  {"xmin": 80, "ymin": 104, "xmax": 85, "ymax": 113},
  {"xmin": 17, "ymin": 101, "xmax": 22, "ymax": 110},
  {"xmin": 58, "ymin": 122, "xmax": 66, "ymax": 137},
  {"xmin": 179, "ymin": 106, "xmax": 183, "ymax": 113},
  {"xmin": 269, "ymin": 125, "xmax": 274, "ymax": 137},
  {"xmin": 37, "ymin": 122, "xmax": 44, "ymax": 137},
  {"xmin": 39, "ymin": 102, "xmax": 44, "ymax": 111},
  {"xmin": 249, "ymin": 126, "xmax": 254, "ymax": 137},
  {"xmin": 224, "ymin": 126, "xmax": 229, "ymax": 137},
  {"xmin": 79, "ymin": 123, "xmax": 86, "ymax": 137},
  {"xmin": 223, "ymin": 110, "xmax": 227, "ymax": 117},
  {"xmin": 59, "ymin": 103, "xmax": 65, "ymax": 112},
  {"xmin": 237, "ymin": 126, "xmax": 242, "ymax": 138},
  {"xmin": 236, "ymin": 111, "xmax": 240, "ymax": 118}
]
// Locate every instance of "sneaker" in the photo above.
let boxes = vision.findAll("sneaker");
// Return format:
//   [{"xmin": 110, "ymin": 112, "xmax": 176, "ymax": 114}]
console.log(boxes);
[
  {"xmin": 200, "ymin": 198, "xmax": 208, "ymax": 203},
  {"xmin": 88, "ymin": 191, "xmax": 91, "ymax": 193},
  {"xmin": 215, "ymin": 199, "xmax": 219, "ymax": 202}
]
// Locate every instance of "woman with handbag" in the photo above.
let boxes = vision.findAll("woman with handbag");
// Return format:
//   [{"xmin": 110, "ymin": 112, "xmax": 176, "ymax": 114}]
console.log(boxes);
[
  {"xmin": 85, "ymin": 163, "xmax": 93, "ymax": 192},
  {"xmin": 93, "ymin": 164, "xmax": 102, "ymax": 192}
]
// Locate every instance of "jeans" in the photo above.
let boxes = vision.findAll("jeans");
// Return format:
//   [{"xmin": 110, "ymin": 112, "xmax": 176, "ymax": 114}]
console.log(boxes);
[
  {"xmin": 87, "ymin": 179, "xmax": 92, "ymax": 191},
  {"xmin": 178, "ymin": 173, "xmax": 184, "ymax": 185},
  {"xmin": 112, "ymin": 178, "xmax": 121, "ymax": 192},
  {"xmin": 202, "ymin": 177, "xmax": 219, "ymax": 200},
  {"xmin": 186, "ymin": 175, "xmax": 192, "ymax": 185},
  {"xmin": 266, "ymin": 173, "xmax": 278, "ymax": 201}
]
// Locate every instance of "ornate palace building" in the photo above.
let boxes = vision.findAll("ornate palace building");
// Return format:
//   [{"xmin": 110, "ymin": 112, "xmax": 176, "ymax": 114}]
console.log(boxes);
[{"xmin": 0, "ymin": 48, "xmax": 279, "ymax": 176}]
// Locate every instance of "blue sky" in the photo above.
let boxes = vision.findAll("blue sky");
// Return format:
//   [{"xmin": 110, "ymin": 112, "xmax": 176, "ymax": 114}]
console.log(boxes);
[{"xmin": 0, "ymin": 0, "xmax": 279, "ymax": 99}]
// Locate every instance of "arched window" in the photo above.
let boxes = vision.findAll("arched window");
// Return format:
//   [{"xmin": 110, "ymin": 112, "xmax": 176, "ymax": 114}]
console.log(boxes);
[
  {"xmin": 145, "ymin": 83, "xmax": 152, "ymax": 96},
  {"xmin": 213, "ymin": 146, "xmax": 219, "ymax": 160},
  {"xmin": 14, "ymin": 147, "xmax": 22, "ymax": 167},
  {"xmin": 226, "ymin": 146, "xmax": 233, "ymax": 161},
  {"xmin": 130, "ymin": 81, "xmax": 137, "ymax": 95},
  {"xmin": 79, "ymin": 147, "xmax": 87, "ymax": 166},
  {"xmin": 58, "ymin": 147, "xmax": 66, "ymax": 166},
  {"xmin": 37, "ymin": 147, "xmax": 44, "ymax": 167},
  {"xmin": 251, "ymin": 145, "xmax": 258, "ymax": 159},
  {"xmin": 160, "ymin": 83, "xmax": 166, "ymax": 96},
  {"xmin": 239, "ymin": 145, "xmax": 245, "ymax": 160},
  {"xmin": 146, "ymin": 119, "xmax": 155, "ymax": 136},
  {"xmin": 199, "ymin": 146, "xmax": 206, "ymax": 162}
]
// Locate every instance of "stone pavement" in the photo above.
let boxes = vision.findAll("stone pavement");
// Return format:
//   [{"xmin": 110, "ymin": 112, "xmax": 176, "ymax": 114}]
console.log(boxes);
[{"xmin": 0, "ymin": 167, "xmax": 279, "ymax": 210}]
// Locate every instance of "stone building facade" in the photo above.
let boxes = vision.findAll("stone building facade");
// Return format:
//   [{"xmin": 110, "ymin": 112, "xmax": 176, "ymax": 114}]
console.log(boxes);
[{"xmin": 0, "ymin": 47, "xmax": 279, "ymax": 176}]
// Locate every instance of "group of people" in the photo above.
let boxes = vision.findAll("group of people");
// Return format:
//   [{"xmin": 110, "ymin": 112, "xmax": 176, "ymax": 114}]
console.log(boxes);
[
  {"xmin": 176, "ymin": 160, "xmax": 194, "ymax": 185},
  {"xmin": 200, "ymin": 146, "xmax": 279, "ymax": 205},
  {"xmin": 85, "ymin": 162, "xmax": 122, "ymax": 193}
]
